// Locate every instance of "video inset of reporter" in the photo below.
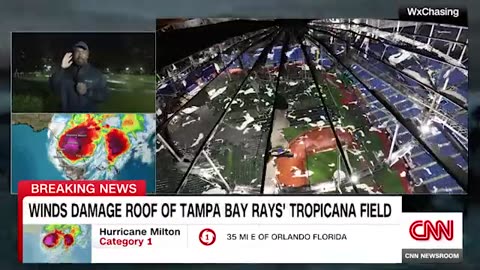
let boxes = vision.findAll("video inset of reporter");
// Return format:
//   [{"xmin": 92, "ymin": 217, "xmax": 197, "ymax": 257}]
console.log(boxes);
[
  {"xmin": 12, "ymin": 33, "xmax": 154, "ymax": 113},
  {"xmin": 11, "ymin": 32, "xmax": 157, "ymax": 193}
]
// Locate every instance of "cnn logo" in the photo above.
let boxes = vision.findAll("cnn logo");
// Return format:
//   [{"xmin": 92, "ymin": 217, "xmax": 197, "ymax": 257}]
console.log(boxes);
[{"xmin": 409, "ymin": 220, "xmax": 454, "ymax": 241}]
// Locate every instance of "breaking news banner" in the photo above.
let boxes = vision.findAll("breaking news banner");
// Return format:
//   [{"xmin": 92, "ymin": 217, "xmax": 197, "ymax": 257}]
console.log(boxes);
[
  {"xmin": 18, "ymin": 181, "xmax": 463, "ymax": 264},
  {"xmin": 398, "ymin": 6, "xmax": 468, "ymax": 26}
]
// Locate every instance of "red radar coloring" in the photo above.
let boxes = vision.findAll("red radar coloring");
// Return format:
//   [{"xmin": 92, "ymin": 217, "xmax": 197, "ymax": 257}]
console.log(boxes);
[
  {"xmin": 63, "ymin": 233, "xmax": 75, "ymax": 247},
  {"xmin": 42, "ymin": 232, "xmax": 60, "ymax": 248},
  {"xmin": 106, "ymin": 129, "xmax": 130, "ymax": 163},
  {"xmin": 57, "ymin": 118, "xmax": 101, "ymax": 162}
]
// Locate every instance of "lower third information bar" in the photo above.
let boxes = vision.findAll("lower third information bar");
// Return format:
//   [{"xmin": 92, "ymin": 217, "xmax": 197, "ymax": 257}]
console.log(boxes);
[{"xmin": 18, "ymin": 181, "xmax": 463, "ymax": 264}]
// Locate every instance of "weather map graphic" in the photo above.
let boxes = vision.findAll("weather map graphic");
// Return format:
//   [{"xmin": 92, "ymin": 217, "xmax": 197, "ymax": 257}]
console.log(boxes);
[
  {"xmin": 23, "ymin": 224, "xmax": 91, "ymax": 263},
  {"xmin": 12, "ymin": 113, "xmax": 156, "ymax": 193},
  {"xmin": 42, "ymin": 224, "xmax": 81, "ymax": 248}
]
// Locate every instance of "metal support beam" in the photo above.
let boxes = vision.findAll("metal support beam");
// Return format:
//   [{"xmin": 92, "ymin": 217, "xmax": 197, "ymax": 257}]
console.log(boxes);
[
  {"xmin": 452, "ymin": 28, "xmax": 462, "ymax": 52},
  {"xmin": 313, "ymin": 21, "xmax": 467, "ymax": 47},
  {"xmin": 159, "ymin": 29, "xmax": 278, "ymax": 132},
  {"xmin": 350, "ymin": 56, "xmax": 467, "ymax": 142},
  {"xmin": 314, "ymin": 23, "xmax": 467, "ymax": 71},
  {"xmin": 298, "ymin": 37, "xmax": 359, "ymax": 193},
  {"xmin": 459, "ymin": 44, "xmax": 467, "ymax": 63},
  {"xmin": 261, "ymin": 30, "xmax": 290, "ymax": 194},
  {"xmin": 157, "ymin": 134, "xmax": 183, "ymax": 162},
  {"xmin": 308, "ymin": 27, "xmax": 467, "ymax": 110},
  {"xmin": 388, "ymin": 124, "xmax": 400, "ymax": 160},
  {"xmin": 306, "ymin": 34, "xmax": 467, "ymax": 192},
  {"xmin": 202, "ymin": 150, "xmax": 231, "ymax": 193},
  {"xmin": 380, "ymin": 45, "xmax": 387, "ymax": 60},
  {"xmin": 176, "ymin": 30, "xmax": 283, "ymax": 193},
  {"xmin": 427, "ymin": 24, "xmax": 435, "ymax": 45}
]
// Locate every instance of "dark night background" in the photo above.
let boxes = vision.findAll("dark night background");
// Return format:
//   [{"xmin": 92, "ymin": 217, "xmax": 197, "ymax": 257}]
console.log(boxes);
[
  {"xmin": 12, "ymin": 33, "xmax": 155, "ymax": 74},
  {"xmin": 0, "ymin": 0, "xmax": 479, "ymax": 269}
]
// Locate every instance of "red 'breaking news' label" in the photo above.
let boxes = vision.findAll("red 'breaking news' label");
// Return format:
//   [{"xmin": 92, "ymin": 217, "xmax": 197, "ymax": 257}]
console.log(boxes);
[
  {"xmin": 17, "ymin": 180, "xmax": 146, "ymax": 263},
  {"xmin": 18, "ymin": 180, "xmax": 146, "ymax": 197}
]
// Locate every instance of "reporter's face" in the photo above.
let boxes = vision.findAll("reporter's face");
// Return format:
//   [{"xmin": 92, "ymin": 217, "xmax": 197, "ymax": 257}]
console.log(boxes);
[{"xmin": 73, "ymin": 48, "xmax": 89, "ymax": 66}]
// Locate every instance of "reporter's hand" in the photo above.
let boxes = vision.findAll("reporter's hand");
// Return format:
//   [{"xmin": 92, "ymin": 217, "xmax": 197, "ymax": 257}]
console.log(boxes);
[
  {"xmin": 61, "ymin": 52, "xmax": 73, "ymax": 69},
  {"xmin": 76, "ymin": 82, "xmax": 87, "ymax": 95}
]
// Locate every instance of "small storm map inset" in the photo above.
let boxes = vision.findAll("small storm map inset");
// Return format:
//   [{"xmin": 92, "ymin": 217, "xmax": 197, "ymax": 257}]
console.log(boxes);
[
  {"xmin": 42, "ymin": 224, "xmax": 80, "ymax": 249},
  {"xmin": 23, "ymin": 224, "xmax": 91, "ymax": 263},
  {"xmin": 12, "ymin": 113, "xmax": 156, "ymax": 193}
]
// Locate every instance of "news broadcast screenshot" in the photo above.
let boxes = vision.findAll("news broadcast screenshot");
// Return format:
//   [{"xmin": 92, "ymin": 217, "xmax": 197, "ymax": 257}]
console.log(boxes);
[{"xmin": 10, "ymin": 6, "xmax": 469, "ymax": 266}]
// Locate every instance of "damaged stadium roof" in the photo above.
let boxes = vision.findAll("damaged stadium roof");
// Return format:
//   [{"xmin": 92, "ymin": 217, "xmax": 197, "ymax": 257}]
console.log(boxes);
[{"xmin": 156, "ymin": 19, "xmax": 468, "ymax": 195}]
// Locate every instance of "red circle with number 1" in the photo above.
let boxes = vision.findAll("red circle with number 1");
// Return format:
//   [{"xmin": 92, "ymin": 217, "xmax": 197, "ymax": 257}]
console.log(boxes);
[{"xmin": 199, "ymin": 228, "xmax": 216, "ymax": 246}]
